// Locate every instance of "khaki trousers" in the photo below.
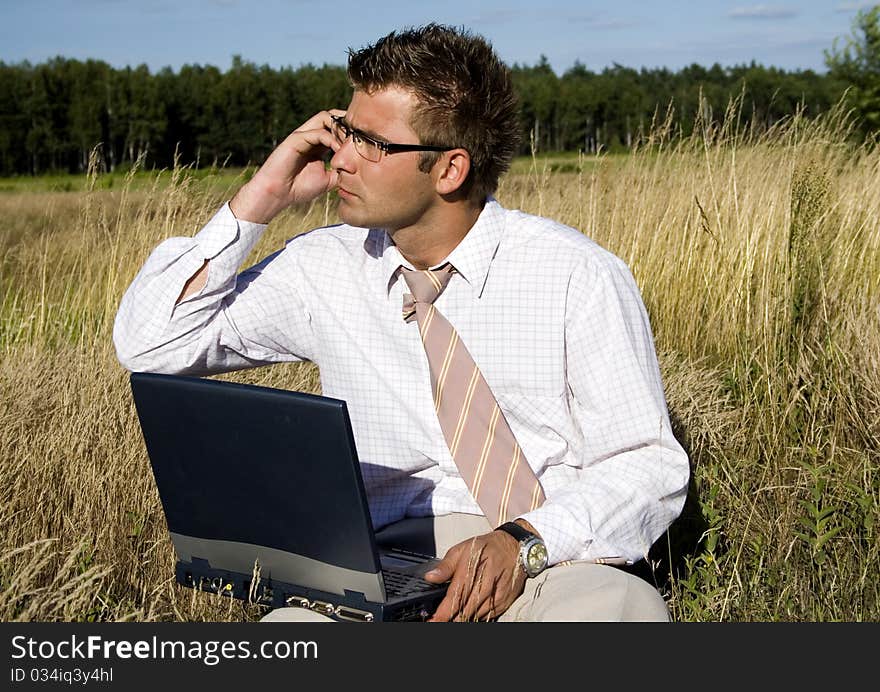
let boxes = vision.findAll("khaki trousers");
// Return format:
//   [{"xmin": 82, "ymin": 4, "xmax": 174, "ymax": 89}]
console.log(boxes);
[{"xmin": 260, "ymin": 513, "xmax": 670, "ymax": 622}]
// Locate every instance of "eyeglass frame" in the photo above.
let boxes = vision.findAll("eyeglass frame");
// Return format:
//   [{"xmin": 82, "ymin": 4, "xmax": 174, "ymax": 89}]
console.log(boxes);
[{"xmin": 330, "ymin": 115, "xmax": 456, "ymax": 162}]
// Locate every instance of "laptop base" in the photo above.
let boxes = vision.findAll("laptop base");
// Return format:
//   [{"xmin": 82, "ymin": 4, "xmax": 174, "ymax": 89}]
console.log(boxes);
[{"xmin": 175, "ymin": 560, "xmax": 446, "ymax": 622}]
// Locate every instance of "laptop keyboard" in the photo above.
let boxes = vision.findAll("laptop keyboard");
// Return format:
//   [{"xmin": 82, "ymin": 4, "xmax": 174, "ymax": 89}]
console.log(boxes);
[{"xmin": 381, "ymin": 569, "xmax": 439, "ymax": 597}]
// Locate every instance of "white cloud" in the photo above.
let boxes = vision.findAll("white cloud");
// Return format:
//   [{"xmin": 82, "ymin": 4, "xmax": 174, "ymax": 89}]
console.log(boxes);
[
  {"xmin": 573, "ymin": 17, "xmax": 639, "ymax": 30},
  {"xmin": 555, "ymin": 11, "xmax": 639, "ymax": 31},
  {"xmin": 728, "ymin": 5, "xmax": 798, "ymax": 20},
  {"xmin": 467, "ymin": 9, "xmax": 525, "ymax": 26},
  {"xmin": 834, "ymin": 2, "xmax": 873, "ymax": 12}
]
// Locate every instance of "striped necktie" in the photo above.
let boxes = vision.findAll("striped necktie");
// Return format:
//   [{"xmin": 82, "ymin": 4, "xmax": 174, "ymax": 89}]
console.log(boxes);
[{"xmin": 401, "ymin": 263, "xmax": 545, "ymax": 526}]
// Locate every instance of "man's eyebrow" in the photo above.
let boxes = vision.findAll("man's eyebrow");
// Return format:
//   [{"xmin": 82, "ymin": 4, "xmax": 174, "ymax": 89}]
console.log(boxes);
[{"xmin": 341, "ymin": 117, "xmax": 388, "ymax": 143}]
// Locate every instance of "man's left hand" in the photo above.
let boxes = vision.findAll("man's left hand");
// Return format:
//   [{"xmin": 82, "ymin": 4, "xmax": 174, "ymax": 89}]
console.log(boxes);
[{"xmin": 423, "ymin": 529, "xmax": 525, "ymax": 622}]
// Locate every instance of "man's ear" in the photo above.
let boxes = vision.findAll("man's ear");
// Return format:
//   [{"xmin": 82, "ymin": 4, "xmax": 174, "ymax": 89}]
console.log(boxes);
[{"xmin": 434, "ymin": 148, "xmax": 471, "ymax": 196}]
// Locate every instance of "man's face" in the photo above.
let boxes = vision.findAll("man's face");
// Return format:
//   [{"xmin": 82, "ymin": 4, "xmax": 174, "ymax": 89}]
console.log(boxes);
[{"xmin": 330, "ymin": 87, "xmax": 437, "ymax": 231}]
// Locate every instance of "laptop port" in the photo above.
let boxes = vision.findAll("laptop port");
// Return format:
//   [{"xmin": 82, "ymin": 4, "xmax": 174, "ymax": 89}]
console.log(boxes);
[
  {"xmin": 246, "ymin": 581, "xmax": 269, "ymax": 604},
  {"xmin": 286, "ymin": 595, "xmax": 311, "ymax": 609},
  {"xmin": 310, "ymin": 600, "xmax": 334, "ymax": 616},
  {"xmin": 334, "ymin": 606, "xmax": 374, "ymax": 623}
]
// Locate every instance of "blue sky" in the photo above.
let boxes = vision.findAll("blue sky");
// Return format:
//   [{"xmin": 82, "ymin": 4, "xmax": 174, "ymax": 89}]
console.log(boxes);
[{"xmin": 1, "ymin": 1, "xmax": 875, "ymax": 74}]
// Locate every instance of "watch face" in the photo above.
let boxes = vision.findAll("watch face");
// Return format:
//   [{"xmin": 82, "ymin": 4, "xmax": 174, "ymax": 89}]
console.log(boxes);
[{"xmin": 525, "ymin": 541, "xmax": 548, "ymax": 576}]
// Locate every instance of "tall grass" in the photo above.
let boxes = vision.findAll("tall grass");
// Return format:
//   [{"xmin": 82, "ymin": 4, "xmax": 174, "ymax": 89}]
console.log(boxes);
[{"xmin": 1, "ymin": 103, "xmax": 877, "ymax": 621}]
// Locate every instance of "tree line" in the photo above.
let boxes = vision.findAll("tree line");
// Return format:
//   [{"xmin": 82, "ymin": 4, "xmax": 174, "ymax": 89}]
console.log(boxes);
[{"xmin": 0, "ymin": 53, "xmax": 858, "ymax": 176}]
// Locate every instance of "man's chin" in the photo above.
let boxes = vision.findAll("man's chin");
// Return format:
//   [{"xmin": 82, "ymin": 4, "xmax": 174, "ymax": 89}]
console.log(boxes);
[
  {"xmin": 337, "ymin": 198, "xmax": 356, "ymax": 223},
  {"xmin": 338, "ymin": 200, "xmax": 377, "ymax": 229}
]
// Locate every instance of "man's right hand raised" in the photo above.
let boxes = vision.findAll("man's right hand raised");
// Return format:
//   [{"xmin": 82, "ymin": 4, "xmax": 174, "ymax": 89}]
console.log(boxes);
[
  {"xmin": 175, "ymin": 109, "xmax": 344, "ymax": 304},
  {"xmin": 229, "ymin": 109, "xmax": 345, "ymax": 224}
]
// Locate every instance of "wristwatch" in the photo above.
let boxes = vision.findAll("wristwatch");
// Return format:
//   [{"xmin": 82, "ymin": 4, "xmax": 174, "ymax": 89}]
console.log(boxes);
[{"xmin": 495, "ymin": 521, "xmax": 549, "ymax": 578}]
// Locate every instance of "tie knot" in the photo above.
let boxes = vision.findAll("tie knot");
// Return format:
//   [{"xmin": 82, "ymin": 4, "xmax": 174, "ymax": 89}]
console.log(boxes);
[{"xmin": 401, "ymin": 263, "xmax": 455, "ymax": 305}]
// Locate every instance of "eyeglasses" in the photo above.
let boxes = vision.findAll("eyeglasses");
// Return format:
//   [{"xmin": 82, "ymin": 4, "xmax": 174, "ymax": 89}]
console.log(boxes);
[{"xmin": 330, "ymin": 115, "xmax": 455, "ymax": 163}]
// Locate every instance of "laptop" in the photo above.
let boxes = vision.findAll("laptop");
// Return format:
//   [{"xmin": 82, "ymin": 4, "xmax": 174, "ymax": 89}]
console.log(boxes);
[{"xmin": 129, "ymin": 372, "xmax": 448, "ymax": 622}]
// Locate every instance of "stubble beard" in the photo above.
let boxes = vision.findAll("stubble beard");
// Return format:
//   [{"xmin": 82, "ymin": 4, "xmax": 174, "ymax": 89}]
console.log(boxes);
[{"xmin": 338, "ymin": 195, "xmax": 426, "ymax": 234}]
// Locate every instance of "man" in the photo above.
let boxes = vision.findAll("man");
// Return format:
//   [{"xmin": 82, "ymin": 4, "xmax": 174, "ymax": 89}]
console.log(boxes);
[{"xmin": 114, "ymin": 24, "xmax": 689, "ymax": 622}]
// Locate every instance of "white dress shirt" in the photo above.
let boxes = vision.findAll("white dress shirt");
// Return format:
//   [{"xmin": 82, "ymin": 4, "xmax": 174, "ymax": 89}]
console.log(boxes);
[{"xmin": 113, "ymin": 197, "xmax": 689, "ymax": 565}]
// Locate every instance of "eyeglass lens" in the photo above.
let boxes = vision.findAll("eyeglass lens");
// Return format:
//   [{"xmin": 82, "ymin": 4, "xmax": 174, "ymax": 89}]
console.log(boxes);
[{"xmin": 332, "ymin": 118, "xmax": 381, "ymax": 162}]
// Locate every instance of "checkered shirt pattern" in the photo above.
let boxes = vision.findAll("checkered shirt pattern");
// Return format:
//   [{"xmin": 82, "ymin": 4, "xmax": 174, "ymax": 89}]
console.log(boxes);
[{"xmin": 113, "ymin": 197, "xmax": 690, "ymax": 565}]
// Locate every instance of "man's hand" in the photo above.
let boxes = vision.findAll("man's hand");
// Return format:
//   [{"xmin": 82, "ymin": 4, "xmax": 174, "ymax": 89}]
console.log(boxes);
[
  {"xmin": 230, "ymin": 109, "xmax": 345, "ymax": 224},
  {"xmin": 423, "ymin": 528, "xmax": 526, "ymax": 622}
]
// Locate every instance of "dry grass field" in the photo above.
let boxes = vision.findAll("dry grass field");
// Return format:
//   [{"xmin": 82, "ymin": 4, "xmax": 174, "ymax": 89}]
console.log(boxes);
[{"xmin": 1, "ymin": 106, "xmax": 878, "ymax": 622}]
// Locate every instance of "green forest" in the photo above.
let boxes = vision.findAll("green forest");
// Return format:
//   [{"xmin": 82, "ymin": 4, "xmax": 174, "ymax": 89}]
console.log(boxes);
[{"xmin": 1, "ymin": 7, "xmax": 878, "ymax": 176}]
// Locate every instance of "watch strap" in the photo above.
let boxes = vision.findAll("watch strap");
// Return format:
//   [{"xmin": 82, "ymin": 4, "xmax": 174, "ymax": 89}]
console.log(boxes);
[{"xmin": 495, "ymin": 521, "xmax": 536, "ymax": 543}]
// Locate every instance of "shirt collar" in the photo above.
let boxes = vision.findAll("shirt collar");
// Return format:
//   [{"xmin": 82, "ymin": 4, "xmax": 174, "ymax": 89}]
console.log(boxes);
[{"xmin": 379, "ymin": 196, "xmax": 505, "ymax": 299}]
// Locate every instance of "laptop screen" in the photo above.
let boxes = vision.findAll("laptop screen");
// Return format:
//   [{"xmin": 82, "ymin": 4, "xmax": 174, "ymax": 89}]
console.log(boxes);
[{"xmin": 129, "ymin": 373, "xmax": 381, "ymax": 575}]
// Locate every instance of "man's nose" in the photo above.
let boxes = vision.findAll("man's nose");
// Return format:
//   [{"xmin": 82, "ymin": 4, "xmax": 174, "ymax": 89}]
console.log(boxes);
[{"xmin": 330, "ymin": 137, "xmax": 357, "ymax": 172}]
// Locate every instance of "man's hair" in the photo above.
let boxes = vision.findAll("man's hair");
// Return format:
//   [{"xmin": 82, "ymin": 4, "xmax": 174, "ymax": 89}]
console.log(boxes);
[{"xmin": 347, "ymin": 24, "xmax": 521, "ymax": 202}]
